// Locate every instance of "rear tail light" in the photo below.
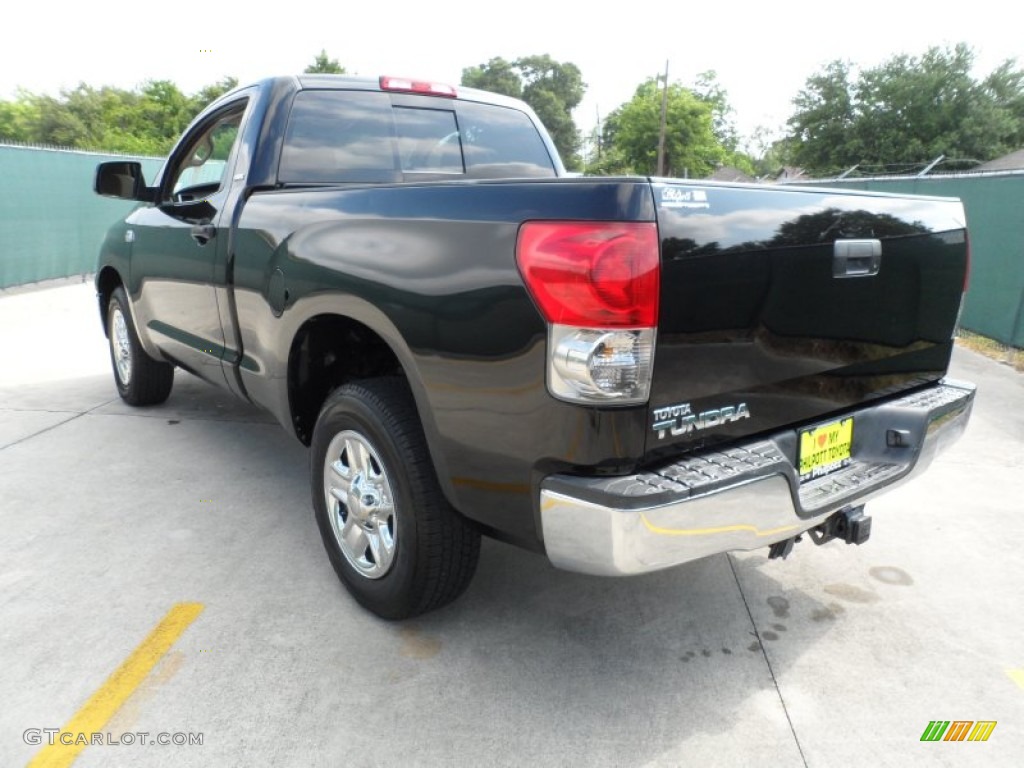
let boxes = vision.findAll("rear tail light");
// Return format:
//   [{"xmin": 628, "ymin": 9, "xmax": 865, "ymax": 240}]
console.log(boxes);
[
  {"xmin": 963, "ymin": 232, "xmax": 971, "ymax": 293},
  {"xmin": 516, "ymin": 222, "xmax": 658, "ymax": 327},
  {"xmin": 379, "ymin": 76, "xmax": 457, "ymax": 98},
  {"xmin": 516, "ymin": 222, "xmax": 659, "ymax": 404},
  {"xmin": 954, "ymin": 231, "xmax": 971, "ymax": 337}
]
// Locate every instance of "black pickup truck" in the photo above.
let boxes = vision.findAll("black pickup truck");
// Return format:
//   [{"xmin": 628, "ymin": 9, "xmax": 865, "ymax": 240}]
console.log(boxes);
[{"xmin": 94, "ymin": 74, "xmax": 975, "ymax": 619}]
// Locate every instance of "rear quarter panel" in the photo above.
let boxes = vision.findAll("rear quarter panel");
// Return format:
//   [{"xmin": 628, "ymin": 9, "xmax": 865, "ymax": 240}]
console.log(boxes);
[{"xmin": 232, "ymin": 179, "xmax": 656, "ymax": 547}]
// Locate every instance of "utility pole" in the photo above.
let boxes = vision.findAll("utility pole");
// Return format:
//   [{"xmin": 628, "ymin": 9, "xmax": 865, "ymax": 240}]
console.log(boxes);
[{"xmin": 656, "ymin": 60, "xmax": 669, "ymax": 177}]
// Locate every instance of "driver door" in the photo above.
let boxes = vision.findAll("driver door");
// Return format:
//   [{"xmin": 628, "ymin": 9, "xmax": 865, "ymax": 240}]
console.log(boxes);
[{"xmin": 126, "ymin": 95, "xmax": 250, "ymax": 385}]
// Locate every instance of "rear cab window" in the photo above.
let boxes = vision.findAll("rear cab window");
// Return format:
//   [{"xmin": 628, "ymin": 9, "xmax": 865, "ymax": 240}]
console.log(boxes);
[{"xmin": 278, "ymin": 89, "xmax": 556, "ymax": 184}]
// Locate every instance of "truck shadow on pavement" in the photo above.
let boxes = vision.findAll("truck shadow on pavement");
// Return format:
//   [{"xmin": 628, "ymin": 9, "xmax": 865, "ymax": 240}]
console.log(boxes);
[
  {"xmin": 164, "ymin": 377, "xmax": 848, "ymax": 762},
  {"xmin": 7, "ymin": 373, "xmax": 846, "ymax": 765}
]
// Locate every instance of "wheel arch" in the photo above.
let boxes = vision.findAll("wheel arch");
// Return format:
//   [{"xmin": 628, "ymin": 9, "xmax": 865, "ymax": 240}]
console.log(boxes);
[
  {"xmin": 285, "ymin": 309, "xmax": 458, "ymax": 509},
  {"xmin": 95, "ymin": 266, "xmax": 124, "ymax": 336}
]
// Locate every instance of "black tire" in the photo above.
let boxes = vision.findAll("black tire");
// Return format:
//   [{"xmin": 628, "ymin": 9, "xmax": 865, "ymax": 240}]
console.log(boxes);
[
  {"xmin": 311, "ymin": 378, "xmax": 480, "ymax": 619},
  {"xmin": 106, "ymin": 286, "xmax": 174, "ymax": 406}
]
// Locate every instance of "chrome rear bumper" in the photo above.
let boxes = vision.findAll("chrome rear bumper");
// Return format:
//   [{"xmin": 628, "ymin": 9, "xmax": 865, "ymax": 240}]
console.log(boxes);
[{"xmin": 540, "ymin": 380, "xmax": 975, "ymax": 575}]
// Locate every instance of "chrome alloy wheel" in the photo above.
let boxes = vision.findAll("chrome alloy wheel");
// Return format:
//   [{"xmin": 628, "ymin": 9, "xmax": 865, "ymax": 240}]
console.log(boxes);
[
  {"xmin": 111, "ymin": 307, "xmax": 132, "ymax": 385},
  {"xmin": 323, "ymin": 430, "xmax": 398, "ymax": 579}
]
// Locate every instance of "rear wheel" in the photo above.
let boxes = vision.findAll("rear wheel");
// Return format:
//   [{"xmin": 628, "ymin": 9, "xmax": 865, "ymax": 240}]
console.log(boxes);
[
  {"xmin": 106, "ymin": 286, "xmax": 174, "ymax": 406},
  {"xmin": 311, "ymin": 378, "xmax": 480, "ymax": 619}
]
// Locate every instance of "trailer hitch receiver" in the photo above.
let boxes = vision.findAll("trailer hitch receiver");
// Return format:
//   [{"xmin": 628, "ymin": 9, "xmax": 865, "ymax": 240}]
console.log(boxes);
[{"xmin": 809, "ymin": 505, "xmax": 872, "ymax": 546}]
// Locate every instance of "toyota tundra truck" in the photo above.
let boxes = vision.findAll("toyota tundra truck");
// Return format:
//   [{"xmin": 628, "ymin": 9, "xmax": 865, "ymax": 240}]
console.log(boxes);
[{"xmin": 93, "ymin": 74, "xmax": 975, "ymax": 618}]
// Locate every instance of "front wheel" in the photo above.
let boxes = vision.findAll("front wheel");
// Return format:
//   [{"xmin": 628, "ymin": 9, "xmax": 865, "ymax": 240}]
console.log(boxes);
[
  {"xmin": 311, "ymin": 378, "xmax": 480, "ymax": 619},
  {"xmin": 106, "ymin": 286, "xmax": 174, "ymax": 406}
]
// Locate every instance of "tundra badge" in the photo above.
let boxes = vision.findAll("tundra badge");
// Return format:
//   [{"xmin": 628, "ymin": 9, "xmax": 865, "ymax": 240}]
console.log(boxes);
[{"xmin": 652, "ymin": 402, "xmax": 751, "ymax": 440}]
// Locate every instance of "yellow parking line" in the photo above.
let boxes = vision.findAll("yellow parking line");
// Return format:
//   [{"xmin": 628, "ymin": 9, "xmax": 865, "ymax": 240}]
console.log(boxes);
[
  {"xmin": 1008, "ymin": 668, "xmax": 1024, "ymax": 691},
  {"xmin": 28, "ymin": 603, "xmax": 204, "ymax": 768}
]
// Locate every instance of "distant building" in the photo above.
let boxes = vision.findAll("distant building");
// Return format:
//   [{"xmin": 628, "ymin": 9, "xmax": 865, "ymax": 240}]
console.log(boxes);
[
  {"xmin": 974, "ymin": 149, "xmax": 1024, "ymax": 172},
  {"xmin": 707, "ymin": 166, "xmax": 755, "ymax": 183}
]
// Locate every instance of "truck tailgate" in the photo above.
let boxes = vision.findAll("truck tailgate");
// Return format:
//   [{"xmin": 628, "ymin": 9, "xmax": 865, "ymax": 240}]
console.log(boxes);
[{"xmin": 647, "ymin": 181, "xmax": 968, "ymax": 457}]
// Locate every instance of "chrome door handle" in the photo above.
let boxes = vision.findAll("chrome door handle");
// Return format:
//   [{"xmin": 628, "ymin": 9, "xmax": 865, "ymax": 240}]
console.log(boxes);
[{"xmin": 190, "ymin": 224, "xmax": 216, "ymax": 246}]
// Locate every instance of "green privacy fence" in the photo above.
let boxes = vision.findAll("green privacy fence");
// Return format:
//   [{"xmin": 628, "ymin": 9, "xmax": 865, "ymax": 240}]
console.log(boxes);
[
  {"xmin": 809, "ymin": 172, "xmax": 1024, "ymax": 348},
  {"xmin": 4, "ymin": 145, "xmax": 1023, "ymax": 348},
  {"xmin": 0, "ymin": 144, "xmax": 163, "ymax": 289}
]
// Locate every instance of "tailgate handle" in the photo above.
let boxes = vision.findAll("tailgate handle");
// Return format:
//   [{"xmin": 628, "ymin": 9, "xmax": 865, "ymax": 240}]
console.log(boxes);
[{"xmin": 834, "ymin": 239, "xmax": 881, "ymax": 278}]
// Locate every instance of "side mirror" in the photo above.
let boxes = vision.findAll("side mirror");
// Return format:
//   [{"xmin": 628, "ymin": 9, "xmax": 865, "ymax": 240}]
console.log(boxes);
[{"xmin": 94, "ymin": 161, "xmax": 155, "ymax": 202}]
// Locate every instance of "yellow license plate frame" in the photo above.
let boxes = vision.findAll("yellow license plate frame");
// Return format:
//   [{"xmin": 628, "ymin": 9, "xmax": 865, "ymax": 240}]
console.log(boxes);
[{"xmin": 798, "ymin": 418, "xmax": 854, "ymax": 482}]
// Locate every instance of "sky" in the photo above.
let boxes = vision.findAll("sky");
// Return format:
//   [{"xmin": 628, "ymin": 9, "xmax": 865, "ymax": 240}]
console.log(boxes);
[{"xmin": 2, "ymin": 0, "xmax": 1020, "ymax": 153}]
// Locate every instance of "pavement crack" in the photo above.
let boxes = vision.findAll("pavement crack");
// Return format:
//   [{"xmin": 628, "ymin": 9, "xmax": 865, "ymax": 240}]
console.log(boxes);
[
  {"xmin": 728, "ymin": 554, "xmax": 809, "ymax": 768},
  {"xmin": 0, "ymin": 407, "xmax": 84, "ymax": 413},
  {"xmin": 0, "ymin": 397, "xmax": 118, "ymax": 451}
]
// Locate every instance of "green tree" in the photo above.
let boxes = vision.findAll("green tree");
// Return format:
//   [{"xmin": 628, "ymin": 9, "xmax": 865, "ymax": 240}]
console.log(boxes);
[
  {"xmin": 190, "ymin": 77, "xmax": 240, "ymax": 112},
  {"xmin": 461, "ymin": 55, "xmax": 585, "ymax": 169},
  {"xmin": 305, "ymin": 49, "xmax": 346, "ymax": 74},
  {"xmin": 30, "ymin": 93, "xmax": 89, "ymax": 147},
  {"xmin": 460, "ymin": 57, "xmax": 522, "ymax": 98},
  {"xmin": 600, "ymin": 78, "xmax": 727, "ymax": 178},
  {"xmin": 744, "ymin": 125, "xmax": 799, "ymax": 178},
  {"xmin": 692, "ymin": 70, "xmax": 739, "ymax": 152},
  {"xmin": 0, "ymin": 93, "xmax": 39, "ymax": 142},
  {"xmin": 983, "ymin": 60, "xmax": 1024, "ymax": 138},
  {"xmin": 0, "ymin": 77, "xmax": 244, "ymax": 155},
  {"xmin": 584, "ymin": 145, "xmax": 635, "ymax": 176},
  {"xmin": 787, "ymin": 44, "xmax": 1024, "ymax": 175},
  {"xmin": 138, "ymin": 81, "xmax": 193, "ymax": 146},
  {"xmin": 786, "ymin": 60, "xmax": 857, "ymax": 173}
]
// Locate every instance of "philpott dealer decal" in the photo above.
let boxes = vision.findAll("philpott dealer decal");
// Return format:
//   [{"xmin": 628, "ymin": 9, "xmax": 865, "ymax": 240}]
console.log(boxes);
[{"xmin": 659, "ymin": 187, "xmax": 710, "ymax": 210}]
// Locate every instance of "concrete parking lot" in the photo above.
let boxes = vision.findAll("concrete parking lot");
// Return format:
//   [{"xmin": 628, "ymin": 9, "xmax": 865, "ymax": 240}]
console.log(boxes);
[{"xmin": 1, "ymin": 281, "xmax": 1022, "ymax": 767}]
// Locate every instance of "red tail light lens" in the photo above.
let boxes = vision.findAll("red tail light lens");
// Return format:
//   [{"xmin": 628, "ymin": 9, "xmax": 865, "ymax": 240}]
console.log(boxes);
[
  {"xmin": 963, "ymin": 232, "xmax": 971, "ymax": 292},
  {"xmin": 516, "ymin": 222, "xmax": 660, "ymax": 327}
]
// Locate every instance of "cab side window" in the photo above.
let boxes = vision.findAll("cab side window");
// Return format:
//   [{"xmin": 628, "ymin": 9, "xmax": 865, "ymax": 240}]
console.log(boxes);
[
  {"xmin": 276, "ymin": 90, "xmax": 557, "ymax": 184},
  {"xmin": 166, "ymin": 102, "xmax": 247, "ymax": 202},
  {"xmin": 279, "ymin": 91, "xmax": 399, "ymax": 184}
]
